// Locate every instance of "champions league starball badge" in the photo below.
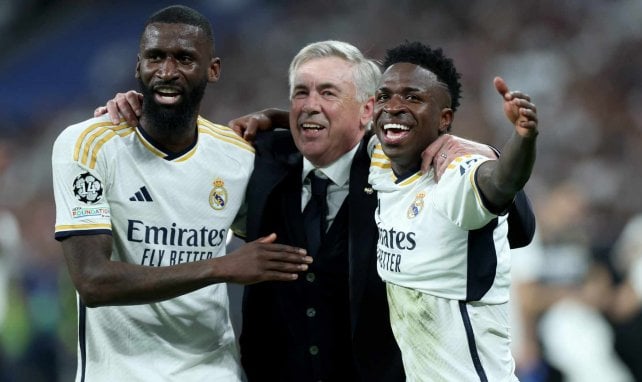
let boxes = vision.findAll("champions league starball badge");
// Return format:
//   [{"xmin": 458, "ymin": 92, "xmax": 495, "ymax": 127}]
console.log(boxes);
[
  {"xmin": 209, "ymin": 178, "xmax": 228, "ymax": 210},
  {"xmin": 73, "ymin": 172, "xmax": 104, "ymax": 204}
]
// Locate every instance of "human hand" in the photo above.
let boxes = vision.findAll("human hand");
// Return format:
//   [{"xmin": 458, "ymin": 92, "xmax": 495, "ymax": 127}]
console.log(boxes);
[
  {"xmin": 228, "ymin": 112, "xmax": 271, "ymax": 141},
  {"xmin": 494, "ymin": 77, "xmax": 538, "ymax": 138},
  {"xmin": 220, "ymin": 233, "xmax": 312, "ymax": 284},
  {"xmin": 421, "ymin": 134, "xmax": 497, "ymax": 182},
  {"xmin": 93, "ymin": 90, "xmax": 143, "ymax": 127}
]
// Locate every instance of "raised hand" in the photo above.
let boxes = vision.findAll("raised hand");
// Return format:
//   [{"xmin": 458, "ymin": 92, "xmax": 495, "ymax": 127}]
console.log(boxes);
[
  {"xmin": 494, "ymin": 77, "xmax": 538, "ymax": 138},
  {"xmin": 94, "ymin": 90, "xmax": 143, "ymax": 127}
]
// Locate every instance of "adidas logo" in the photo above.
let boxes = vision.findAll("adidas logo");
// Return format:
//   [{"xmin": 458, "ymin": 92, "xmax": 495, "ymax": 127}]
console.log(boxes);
[{"xmin": 129, "ymin": 186, "xmax": 153, "ymax": 202}]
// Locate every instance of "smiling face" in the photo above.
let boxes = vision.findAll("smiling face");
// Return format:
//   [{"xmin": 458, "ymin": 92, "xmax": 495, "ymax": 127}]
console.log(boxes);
[
  {"xmin": 374, "ymin": 62, "xmax": 453, "ymax": 175},
  {"xmin": 289, "ymin": 56, "xmax": 372, "ymax": 167},
  {"xmin": 136, "ymin": 22, "xmax": 220, "ymax": 133}
]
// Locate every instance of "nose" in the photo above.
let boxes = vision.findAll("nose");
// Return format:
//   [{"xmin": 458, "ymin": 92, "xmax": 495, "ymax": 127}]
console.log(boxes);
[
  {"xmin": 383, "ymin": 94, "xmax": 406, "ymax": 115},
  {"xmin": 157, "ymin": 57, "xmax": 179, "ymax": 81},
  {"xmin": 301, "ymin": 92, "xmax": 321, "ymax": 114}
]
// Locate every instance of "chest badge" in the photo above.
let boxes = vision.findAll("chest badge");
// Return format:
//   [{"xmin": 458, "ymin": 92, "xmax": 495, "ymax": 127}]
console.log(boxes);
[
  {"xmin": 407, "ymin": 191, "xmax": 425, "ymax": 219},
  {"xmin": 209, "ymin": 178, "xmax": 228, "ymax": 210}
]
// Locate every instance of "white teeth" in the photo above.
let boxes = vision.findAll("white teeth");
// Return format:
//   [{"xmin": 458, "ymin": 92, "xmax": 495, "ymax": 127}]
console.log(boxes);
[
  {"xmin": 156, "ymin": 87, "xmax": 178, "ymax": 94},
  {"xmin": 383, "ymin": 123, "xmax": 410, "ymax": 131},
  {"xmin": 302, "ymin": 123, "xmax": 324, "ymax": 130}
]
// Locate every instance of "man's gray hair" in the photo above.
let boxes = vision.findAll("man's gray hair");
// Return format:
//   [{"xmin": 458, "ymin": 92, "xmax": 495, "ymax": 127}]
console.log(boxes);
[{"xmin": 288, "ymin": 40, "xmax": 381, "ymax": 103}]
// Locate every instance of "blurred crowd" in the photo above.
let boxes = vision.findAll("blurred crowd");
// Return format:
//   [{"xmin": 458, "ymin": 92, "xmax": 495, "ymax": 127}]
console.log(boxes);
[{"xmin": 1, "ymin": 0, "xmax": 641, "ymax": 380}]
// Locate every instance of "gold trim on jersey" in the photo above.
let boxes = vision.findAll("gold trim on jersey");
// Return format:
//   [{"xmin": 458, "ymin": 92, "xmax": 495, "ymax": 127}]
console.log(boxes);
[
  {"xmin": 135, "ymin": 129, "xmax": 169, "ymax": 158},
  {"xmin": 469, "ymin": 160, "xmax": 486, "ymax": 209},
  {"xmin": 55, "ymin": 223, "xmax": 112, "ymax": 232},
  {"xmin": 396, "ymin": 172, "xmax": 422, "ymax": 186},
  {"xmin": 370, "ymin": 144, "xmax": 392, "ymax": 169},
  {"xmin": 198, "ymin": 117, "xmax": 255, "ymax": 154},
  {"xmin": 74, "ymin": 121, "xmax": 135, "ymax": 169}
]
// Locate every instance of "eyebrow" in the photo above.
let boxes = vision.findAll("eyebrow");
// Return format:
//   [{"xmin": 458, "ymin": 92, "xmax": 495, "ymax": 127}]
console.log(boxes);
[
  {"xmin": 377, "ymin": 86, "xmax": 423, "ymax": 93},
  {"xmin": 293, "ymin": 81, "xmax": 342, "ymax": 92}
]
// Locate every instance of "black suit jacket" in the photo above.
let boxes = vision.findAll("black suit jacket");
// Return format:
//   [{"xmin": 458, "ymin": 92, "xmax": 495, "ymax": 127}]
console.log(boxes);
[
  {"xmin": 241, "ymin": 130, "xmax": 404, "ymax": 381},
  {"xmin": 239, "ymin": 130, "xmax": 535, "ymax": 381}
]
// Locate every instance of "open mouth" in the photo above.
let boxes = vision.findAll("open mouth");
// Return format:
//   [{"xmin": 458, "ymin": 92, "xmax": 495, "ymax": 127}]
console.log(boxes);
[
  {"xmin": 300, "ymin": 122, "xmax": 326, "ymax": 137},
  {"xmin": 381, "ymin": 123, "xmax": 411, "ymax": 143},
  {"xmin": 301, "ymin": 123, "xmax": 325, "ymax": 131},
  {"xmin": 153, "ymin": 86, "xmax": 183, "ymax": 105}
]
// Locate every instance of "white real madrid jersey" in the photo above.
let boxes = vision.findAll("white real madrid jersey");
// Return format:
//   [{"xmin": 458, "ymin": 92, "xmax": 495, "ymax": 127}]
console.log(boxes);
[
  {"xmin": 52, "ymin": 115, "xmax": 254, "ymax": 382},
  {"xmin": 369, "ymin": 145, "xmax": 511, "ymax": 303},
  {"xmin": 369, "ymin": 145, "xmax": 517, "ymax": 381}
]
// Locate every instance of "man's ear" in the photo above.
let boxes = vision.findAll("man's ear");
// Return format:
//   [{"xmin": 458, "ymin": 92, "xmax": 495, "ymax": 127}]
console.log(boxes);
[
  {"xmin": 135, "ymin": 54, "xmax": 141, "ymax": 79},
  {"xmin": 360, "ymin": 96, "xmax": 375, "ymax": 128},
  {"xmin": 208, "ymin": 57, "xmax": 221, "ymax": 82},
  {"xmin": 439, "ymin": 108, "xmax": 453, "ymax": 134}
]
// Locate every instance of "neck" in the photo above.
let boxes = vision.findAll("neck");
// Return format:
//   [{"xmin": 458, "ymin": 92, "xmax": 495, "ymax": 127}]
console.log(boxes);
[
  {"xmin": 391, "ymin": 159, "xmax": 421, "ymax": 178},
  {"xmin": 139, "ymin": 112, "xmax": 199, "ymax": 153}
]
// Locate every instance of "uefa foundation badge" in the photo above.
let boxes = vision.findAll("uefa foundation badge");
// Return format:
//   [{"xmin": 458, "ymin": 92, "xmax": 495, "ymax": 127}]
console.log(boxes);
[{"xmin": 209, "ymin": 178, "xmax": 228, "ymax": 210}]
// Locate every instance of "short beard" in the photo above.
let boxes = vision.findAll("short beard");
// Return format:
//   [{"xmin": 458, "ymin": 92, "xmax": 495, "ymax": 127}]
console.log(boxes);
[{"xmin": 137, "ymin": 77, "xmax": 207, "ymax": 137}]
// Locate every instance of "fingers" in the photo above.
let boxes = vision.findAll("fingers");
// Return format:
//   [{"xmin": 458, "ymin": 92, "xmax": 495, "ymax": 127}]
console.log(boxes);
[
  {"xmin": 421, "ymin": 134, "xmax": 448, "ymax": 173},
  {"xmin": 228, "ymin": 116, "xmax": 260, "ymax": 142},
  {"xmin": 124, "ymin": 91, "xmax": 143, "ymax": 116},
  {"xmin": 256, "ymin": 232, "xmax": 277, "ymax": 244},
  {"xmin": 105, "ymin": 99, "xmax": 122, "ymax": 125},
  {"xmin": 254, "ymin": 233, "xmax": 311, "ymax": 261},
  {"xmin": 116, "ymin": 91, "xmax": 142, "ymax": 127},
  {"xmin": 243, "ymin": 118, "xmax": 260, "ymax": 141},
  {"xmin": 422, "ymin": 135, "xmax": 460, "ymax": 182},
  {"xmin": 494, "ymin": 76, "xmax": 509, "ymax": 98},
  {"xmin": 228, "ymin": 119, "xmax": 246, "ymax": 138},
  {"xmin": 434, "ymin": 150, "xmax": 452, "ymax": 183},
  {"xmin": 94, "ymin": 106, "xmax": 107, "ymax": 117},
  {"xmin": 510, "ymin": 96, "xmax": 538, "ymax": 135}
]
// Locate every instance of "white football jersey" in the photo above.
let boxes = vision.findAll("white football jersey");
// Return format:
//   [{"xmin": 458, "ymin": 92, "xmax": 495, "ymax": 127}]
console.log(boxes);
[
  {"xmin": 369, "ymin": 145, "xmax": 517, "ymax": 381},
  {"xmin": 53, "ymin": 114, "xmax": 254, "ymax": 381}
]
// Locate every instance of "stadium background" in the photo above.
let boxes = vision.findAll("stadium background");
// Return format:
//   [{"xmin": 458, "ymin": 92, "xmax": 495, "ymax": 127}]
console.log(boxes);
[{"xmin": 1, "ymin": 0, "xmax": 641, "ymax": 380}]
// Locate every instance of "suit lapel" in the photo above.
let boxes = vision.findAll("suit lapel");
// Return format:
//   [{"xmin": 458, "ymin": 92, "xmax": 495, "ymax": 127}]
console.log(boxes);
[
  {"xmin": 348, "ymin": 135, "xmax": 378, "ymax": 331},
  {"xmin": 246, "ymin": 133, "xmax": 304, "ymax": 242}
]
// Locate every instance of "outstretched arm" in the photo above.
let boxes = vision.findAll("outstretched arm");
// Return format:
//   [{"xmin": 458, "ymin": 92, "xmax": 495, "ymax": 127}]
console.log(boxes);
[
  {"xmin": 476, "ymin": 76, "xmax": 538, "ymax": 212},
  {"xmin": 62, "ymin": 233, "xmax": 311, "ymax": 307}
]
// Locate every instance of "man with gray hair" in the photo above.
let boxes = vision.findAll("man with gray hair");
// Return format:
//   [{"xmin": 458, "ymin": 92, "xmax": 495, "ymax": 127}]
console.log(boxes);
[{"xmin": 232, "ymin": 40, "xmax": 404, "ymax": 381}]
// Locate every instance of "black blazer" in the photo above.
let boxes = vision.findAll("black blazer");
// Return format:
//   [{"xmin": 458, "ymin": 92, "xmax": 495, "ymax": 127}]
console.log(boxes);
[
  {"xmin": 241, "ymin": 130, "xmax": 404, "ymax": 381},
  {"xmin": 239, "ymin": 130, "xmax": 535, "ymax": 381}
]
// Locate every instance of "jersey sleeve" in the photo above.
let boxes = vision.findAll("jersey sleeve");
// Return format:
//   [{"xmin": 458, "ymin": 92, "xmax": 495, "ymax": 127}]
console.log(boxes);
[
  {"xmin": 432, "ymin": 154, "xmax": 496, "ymax": 229},
  {"xmin": 52, "ymin": 122, "xmax": 112, "ymax": 241}
]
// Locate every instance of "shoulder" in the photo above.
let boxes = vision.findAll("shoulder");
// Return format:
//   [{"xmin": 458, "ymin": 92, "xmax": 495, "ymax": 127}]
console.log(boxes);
[
  {"xmin": 253, "ymin": 129, "xmax": 298, "ymax": 162},
  {"xmin": 53, "ymin": 115, "xmax": 135, "ymax": 167},
  {"xmin": 254, "ymin": 129, "xmax": 294, "ymax": 149},
  {"xmin": 197, "ymin": 116, "xmax": 255, "ymax": 155},
  {"xmin": 442, "ymin": 154, "xmax": 491, "ymax": 181}
]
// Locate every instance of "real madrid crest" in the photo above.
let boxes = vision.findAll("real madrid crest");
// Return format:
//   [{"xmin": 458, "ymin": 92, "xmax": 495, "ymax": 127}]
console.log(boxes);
[
  {"xmin": 209, "ymin": 178, "xmax": 228, "ymax": 210},
  {"xmin": 407, "ymin": 191, "xmax": 425, "ymax": 219}
]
